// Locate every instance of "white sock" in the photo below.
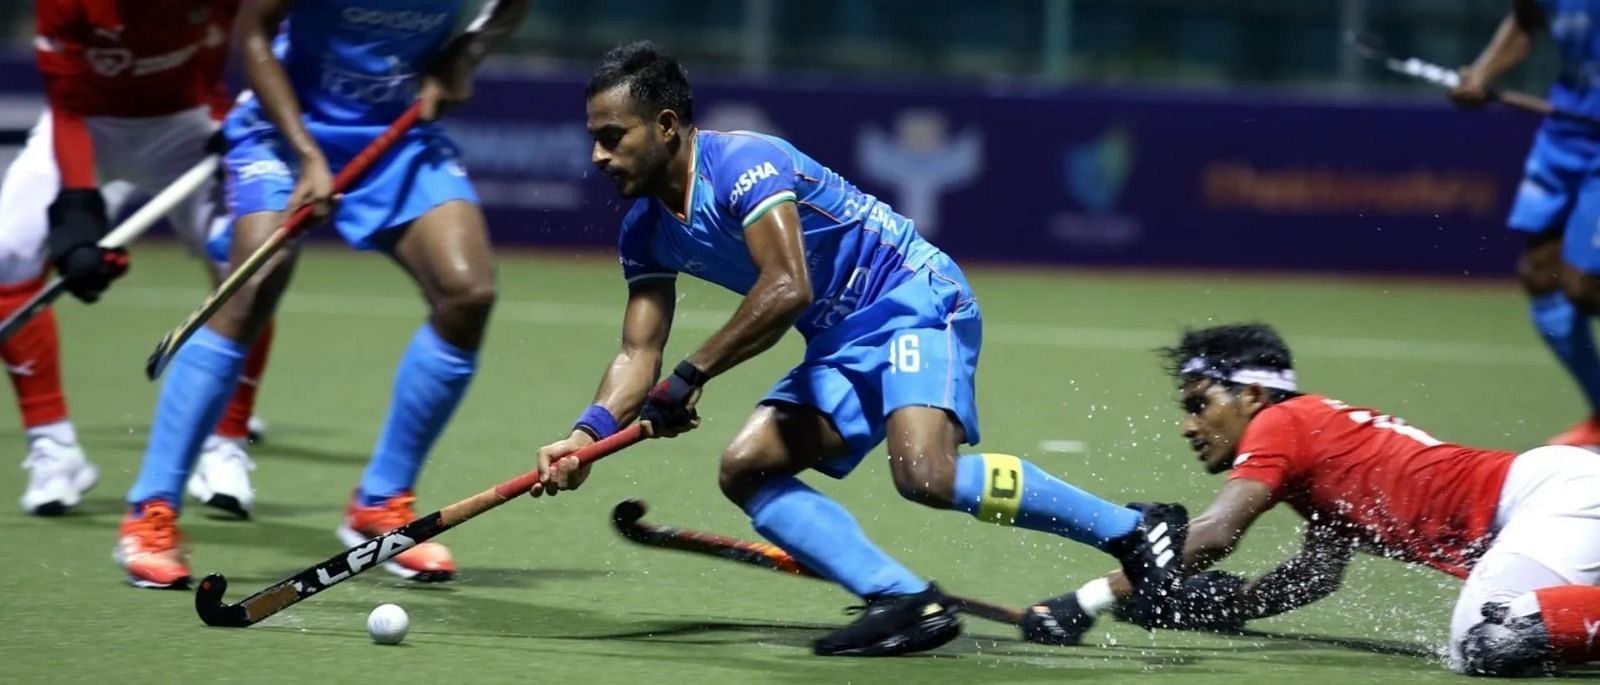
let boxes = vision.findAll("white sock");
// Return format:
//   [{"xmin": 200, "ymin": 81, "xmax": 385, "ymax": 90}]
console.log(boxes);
[
  {"xmin": 1507, "ymin": 592, "xmax": 1542, "ymax": 619},
  {"xmin": 1077, "ymin": 577, "xmax": 1117, "ymax": 614},
  {"xmin": 26, "ymin": 420, "xmax": 77, "ymax": 446}
]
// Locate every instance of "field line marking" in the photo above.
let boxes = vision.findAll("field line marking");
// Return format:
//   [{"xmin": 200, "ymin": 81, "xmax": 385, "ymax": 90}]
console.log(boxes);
[{"xmin": 107, "ymin": 286, "xmax": 1547, "ymax": 367}]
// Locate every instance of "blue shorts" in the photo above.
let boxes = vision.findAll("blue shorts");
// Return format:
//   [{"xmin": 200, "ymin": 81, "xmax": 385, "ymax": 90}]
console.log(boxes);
[
  {"xmin": 763, "ymin": 256, "xmax": 982, "ymax": 478},
  {"xmin": 1508, "ymin": 123, "xmax": 1600, "ymax": 273},
  {"xmin": 209, "ymin": 116, "xmax": 477, "ymax": 261}
]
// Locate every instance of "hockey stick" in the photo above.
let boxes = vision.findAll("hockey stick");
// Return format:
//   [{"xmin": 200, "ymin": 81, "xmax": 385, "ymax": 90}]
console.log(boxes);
[
  {"xmin": 1344, "ymin": 31, "xmax": 1600, "ymax": 127},
  {"xmin": 195, "ymin": 424, "xmax": 646, "ymax": 627},
  {"xmin": 146, "ymin": 102, "xmax": 423, "ymax": 380},
  {"xmin": 0, "ymin": 154, "xmax": 220, "ymax": 346},
  {"xmin": 609, "ymin": 499, "xmax": 1027, "ymax": 626}
]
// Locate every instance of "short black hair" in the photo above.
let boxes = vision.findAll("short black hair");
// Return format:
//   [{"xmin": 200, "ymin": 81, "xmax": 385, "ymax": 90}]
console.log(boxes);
[
  {"xmin": 1158, "ymin": 323, "xmax": 1301, "ymax": 402},
  {"xmin": 586, "ymin": 40, "xmax": 694, "ymax": 124}
]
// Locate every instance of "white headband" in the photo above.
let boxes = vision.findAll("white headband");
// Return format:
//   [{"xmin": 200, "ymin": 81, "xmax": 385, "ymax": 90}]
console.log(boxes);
[{"xmin": 1181, "ymin": 357, "xmax": 1298, "ymax": 392}]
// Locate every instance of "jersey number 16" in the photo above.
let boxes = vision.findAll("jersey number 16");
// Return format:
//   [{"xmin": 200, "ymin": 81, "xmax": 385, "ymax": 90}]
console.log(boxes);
[{"xmin": 889, "ymin": 334, "xmax": 921, "ymax": 374}]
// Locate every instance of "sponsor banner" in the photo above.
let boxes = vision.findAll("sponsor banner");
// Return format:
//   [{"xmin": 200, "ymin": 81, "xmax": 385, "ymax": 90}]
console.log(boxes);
[
  {"xmin": 0, "ymin": 56, "xmax": 1543, "ymax": 275},
  {"xmin": 448, "ymin": 70, "xmax": 1538, "ymax": 276}
]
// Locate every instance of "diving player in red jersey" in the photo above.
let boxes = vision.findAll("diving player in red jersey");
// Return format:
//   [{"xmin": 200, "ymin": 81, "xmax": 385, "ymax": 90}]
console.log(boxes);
[
  {"xmin": 1021, "ymin": 323, "xmax": 1600, "ymax": 677},
  {"xmin": 12, "ymin": 0, "xmax": 272, "ymax": 517}
]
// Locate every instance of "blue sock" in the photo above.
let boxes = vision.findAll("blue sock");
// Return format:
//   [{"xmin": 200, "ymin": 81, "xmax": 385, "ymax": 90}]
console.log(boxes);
[
  {"xmin": 358, "ymin": 324, "xmax": 477, "ymax": 505},
  {"xmin": 952, "ymin": 453, "xmax": 1140, "ymax": 549},
  {"xmin": 743, "ymin": 476, "xmax": 928, "ymax": 599},
  {"xmin": 1531, "ymin": 292, "xmax": 1600, "ymax": 413},
  {"xmin": 126, "ymin": 327, "xmax": 247, "ymax": 509}
]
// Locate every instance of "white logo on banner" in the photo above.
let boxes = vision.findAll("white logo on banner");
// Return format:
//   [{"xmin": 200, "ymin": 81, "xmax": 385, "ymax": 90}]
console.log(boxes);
[{"xmin": 855, "ymin": 109, "xmax": 982, "ymax": 239}]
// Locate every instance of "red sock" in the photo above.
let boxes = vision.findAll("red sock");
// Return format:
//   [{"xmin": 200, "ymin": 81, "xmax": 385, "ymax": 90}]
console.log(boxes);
[
  {"xmin": 0, "ymin": 276, "xmax": 68, "ymax": 428},
  {"xmin": 1535, "ymin": 586, "xmax": 1600, "ymax": 663},
  {"xmin": 215, "ymin": 319, "xmax": 274, "ymax": 439}
]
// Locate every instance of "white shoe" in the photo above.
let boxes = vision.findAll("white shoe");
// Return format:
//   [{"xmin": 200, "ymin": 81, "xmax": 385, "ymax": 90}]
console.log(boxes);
[
  {"xmin": 247, "ymin": 415, "xmax": 268, "ymax": 443},
  {"xmin": 186, "ymin": 436, "xmax": 256, "ymax": 519},
  {"xmin": 20, "ymin": 438, "xmax": 99, "ymax": 515}
]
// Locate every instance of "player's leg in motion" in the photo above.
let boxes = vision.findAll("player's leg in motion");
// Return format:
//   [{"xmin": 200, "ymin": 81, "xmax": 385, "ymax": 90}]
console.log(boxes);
[
  {"xmin": 0, "ymin": 114, "xmax": 97, "ymax": 515},
  {"xmin": 167, "ymin": 158, "xmax": 278, "ymax": 518},
  {"xmin": 719, "ymin": 403, "xmax": 961, "ymax": 657},
  {"xmin": 1529, "ymin": 238, "xmax": 1600, "ymax": 445},
  {"xmin": 186, "ymin": 317, "xmax": 274, "ymax": 517},
  {"xmin": 877, "ymin": 282, "xmax": 1186, "ymax": 619},
  {"xmin": 118, "ymin": 210, "xmax": 297, "ymax": 588},
  {"xmin": 214, "ymin": 317, "xmax": 274, "ymax": 444},
  {"xmin": 337, "ymin": 199, "xmax": 493, "ymax": 583},
  {"xmin": 885, "ymin": 408, "xmax": 1185, "ymax": 606},
  {"xmin": 1511, "ymin": 132, "xmax": 1600, "ymax": 447}
]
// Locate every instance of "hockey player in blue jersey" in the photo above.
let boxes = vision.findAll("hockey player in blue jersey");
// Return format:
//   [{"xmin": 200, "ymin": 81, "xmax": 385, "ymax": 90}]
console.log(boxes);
[
  {"xmin": 1453, "ymin": 0, "xmax": 1600, "ymax": 447},
  {"xmin": 529, "ymin": 41, "xmax": 1190, "ymax": 656},
  {"xmin": 113, "ymin": 0, "xmax": 528, "ymax": 589}
]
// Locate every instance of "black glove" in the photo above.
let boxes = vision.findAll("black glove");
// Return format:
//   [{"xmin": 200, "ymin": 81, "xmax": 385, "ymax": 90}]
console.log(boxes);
[
  {"xmin": 639, "ymin": 361, "xmax": 708, "ymax": 436},
  {"xmin": 204, "ymin": 128, "xmax": 227, "ymax": 155},
  {"xmin": 47, "ymin": 189, "xmax": 127, "ymax": 304},
  {"xmin": 1115, "ymin": 570, "xmax": 1250, "ymax": 633},
  {"xmin": 1020, "ymin": 592, "xmax": 1096, "ymax": 646}
]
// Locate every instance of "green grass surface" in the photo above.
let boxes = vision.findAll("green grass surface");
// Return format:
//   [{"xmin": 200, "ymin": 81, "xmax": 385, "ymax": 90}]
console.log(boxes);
[{"xmin": 1, "ymin": 243, "xmax": 1589, "ymax": 683}]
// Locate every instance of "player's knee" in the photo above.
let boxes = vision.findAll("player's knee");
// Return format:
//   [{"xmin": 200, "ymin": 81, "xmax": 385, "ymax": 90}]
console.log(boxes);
[
  {"xmin": 885, "ymin": 447, "xmax": 956, "ymax": 508},
  {"xmin": 211, "ymin": 260, "xmax": 292, "ymax": 341},
  {"xmin": 0, "ymin": 254, "xmax": 47, "ymax": 287},
  {"xmin": 1517, "ymin": 240, "xmax": 1563, "ymax": 296},
  {"xmin": 0, "ymin": 227, "xmax": 48, "ymax": 286},
  {"xmin": 1560, "ymin": 272, "xmax": 1600, "ymax": 315},
  {"xmin": 718, "ymin": 445, "xmax": 783, "ymax": 506},
  {"xmin": 433, "ymin": 281, "xmax": 497, "ymax": 327}
]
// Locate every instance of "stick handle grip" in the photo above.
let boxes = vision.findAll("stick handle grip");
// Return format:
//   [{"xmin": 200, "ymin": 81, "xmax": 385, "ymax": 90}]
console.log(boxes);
[
  {"xmin": 1492, "ymin": 89, "xmax": 1556, "ymax": 116},
  {"xmin": 281, "ymin": 103, "xmax": 423, "ymax": 239},
  {"xmin": 437, "ymin": 425, "xmax": 646, "ymax": 528},
  {"xmin": 492, "ymin": 424, "xmax": 646, "ymax": 499},
  {"xmin": 145, "ymin": 104, "xmax": 424, "ymax": 380}
]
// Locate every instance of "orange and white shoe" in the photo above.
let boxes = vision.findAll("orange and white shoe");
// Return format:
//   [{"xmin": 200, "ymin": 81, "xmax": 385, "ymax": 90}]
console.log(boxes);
[
  {"xmin": 336, "ymin": 491, "xmax": 455, "ymax": 582},
  {"xmin": 1548, "ymin": 415, "xmax": 1600, "ymax": 449},
  {"xmin": 114, "ymin": 500, "xmax": 191, "ymax": 589}
]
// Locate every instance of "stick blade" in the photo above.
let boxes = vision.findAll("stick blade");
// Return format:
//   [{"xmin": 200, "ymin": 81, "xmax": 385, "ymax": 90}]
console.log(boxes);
[
  {"xmin": 145, "ymin": 331, "xmax": 178, "ymax": 380},
  {"xmin": 195, "ymin": 573, "xmax": 252, "ymax": 628},
  {"xmin": 611, "ymin": 499, "xmax": 648, "ymax": 528}
]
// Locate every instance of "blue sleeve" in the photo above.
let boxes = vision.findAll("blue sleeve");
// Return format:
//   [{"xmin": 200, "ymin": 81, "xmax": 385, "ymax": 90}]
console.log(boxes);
[
  {"xmin": 617, "ymin": 201, "xmax": 676, "ymax": 284},
  {"xmin": 710, "ymin": 134, "xmax": 799, "ymax": 228}
]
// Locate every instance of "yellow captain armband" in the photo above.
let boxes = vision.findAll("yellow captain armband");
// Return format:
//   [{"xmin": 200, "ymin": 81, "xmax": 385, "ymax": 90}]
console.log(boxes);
[{"xmin": 976, "ymin": 453, "xmax": 1024, "ymax": 525}]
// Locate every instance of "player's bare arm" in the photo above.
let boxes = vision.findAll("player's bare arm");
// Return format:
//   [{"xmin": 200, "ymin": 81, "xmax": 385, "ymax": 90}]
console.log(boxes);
[
  {"xmin": 1239, "ymin": 523, "xmax": 1356, "ymax": 619},
  {"xmin": 1452, "ymin": 0, "xmax": 1545, "ymax": 107},
  {"xmin": 687, "ymin": 203, "xmax": 812, "ymax": 379},
  {"xmin": 630, "ymin": 202, "xmax": 811, "ymax": 441},
  {"xmin": 530, "ymin": 278, "xmax": 675, "ymax": 496},
  {"xmin": 1180, "ymin": 477, "xmax": 1276, "ymax": 570},
  {"xmin": 418, "ymin": 0, "xmax": 531, "ymax": 121},
  {"xmin": 239, "ymin": 0, "xmax": 334, "ymax": 219}
]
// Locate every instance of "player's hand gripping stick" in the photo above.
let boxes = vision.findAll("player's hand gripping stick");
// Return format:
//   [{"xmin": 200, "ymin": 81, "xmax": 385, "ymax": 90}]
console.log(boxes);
[
  {"xmin": 146, "ymin": 103, "xmax": 423, "ymax": 380},
  {"xmin": 0, "ymin": 154, "xmax": 220, "ymax": 345}
]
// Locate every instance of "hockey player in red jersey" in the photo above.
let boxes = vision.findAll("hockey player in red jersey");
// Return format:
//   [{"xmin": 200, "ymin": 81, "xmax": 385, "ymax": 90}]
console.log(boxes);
[
  {"xmin": 12, "ymin": 0, "xmax": 272, "ymax": 517},
  {"xmin": 1021, "ymin": 323, "xmax": 1600, "ymax": 677}
]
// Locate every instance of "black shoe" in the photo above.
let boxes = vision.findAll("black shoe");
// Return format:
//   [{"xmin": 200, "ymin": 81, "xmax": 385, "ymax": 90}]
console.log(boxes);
[
  {"xmin": 1104, "ymin": 501, "xmax": 1188, "ymax": 627},
  {"xmin": 813, "ymin": 583, "xmax": 963, "ymax": 657},
  {"xmin": 1460, "ymin": 602, "xmax": 1556, "ymax": 676},
  {"xmin": 1020, "ymin": 592, "xmax": 1095, "ymax": 646}
]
